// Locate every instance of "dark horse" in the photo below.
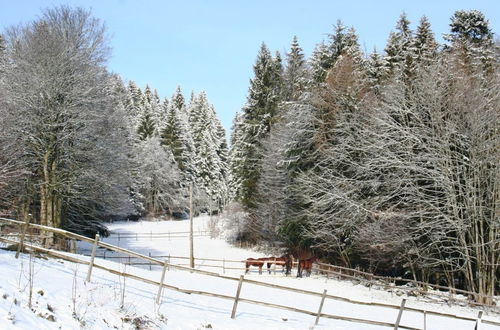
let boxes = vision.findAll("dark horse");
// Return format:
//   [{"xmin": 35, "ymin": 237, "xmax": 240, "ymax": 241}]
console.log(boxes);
[
  {"xmin": 266, "ymin": 254, "xmax": 294, "ymax": 275},
  {"xmin": 245, "ymin": 257, "xmax": 268, "ymax": 274},
  {"xmin": 297, "ymin": 257, "xmax": 318, "ymax": 277}
]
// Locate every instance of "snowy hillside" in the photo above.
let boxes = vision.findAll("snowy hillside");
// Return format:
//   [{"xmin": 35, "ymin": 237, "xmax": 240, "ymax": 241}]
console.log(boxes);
[{"xmin": 1, "ymin": 216, "xmax": 499, "ymax": 329}]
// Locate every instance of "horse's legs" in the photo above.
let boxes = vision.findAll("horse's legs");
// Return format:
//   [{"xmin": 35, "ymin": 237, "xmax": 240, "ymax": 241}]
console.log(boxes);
[
  {"xmin": 259, "ymin": 264, "xmax": 262, "ymax": 275},
  {"xmin": 245, "ymin": 263, "xmax": 249, "ymax": 274},
  {"xmin": 267, "ymin": 262, "xmax": 271, "ymax": 274}
]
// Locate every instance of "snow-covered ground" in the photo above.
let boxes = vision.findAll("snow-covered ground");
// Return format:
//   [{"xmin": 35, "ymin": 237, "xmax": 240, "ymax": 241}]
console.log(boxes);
[{"xmin": 1, "ymin": 216, "xmax": 499, "ymax": 329}]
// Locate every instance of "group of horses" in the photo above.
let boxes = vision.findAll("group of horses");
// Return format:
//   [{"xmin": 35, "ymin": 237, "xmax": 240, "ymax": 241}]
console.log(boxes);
[{"xmin": 245, "ymin": 254, "xmax": 318, "ymax": 277}]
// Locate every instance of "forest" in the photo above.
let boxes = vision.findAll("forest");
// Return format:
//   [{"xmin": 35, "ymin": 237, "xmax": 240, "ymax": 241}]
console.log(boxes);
[
  {"xmin": 0, "ymin": 6, "xmax": 498, "ymax": 303},
  {"xmin": 228, "ymin": 11, "xmax": 499, "ymax": 303}
]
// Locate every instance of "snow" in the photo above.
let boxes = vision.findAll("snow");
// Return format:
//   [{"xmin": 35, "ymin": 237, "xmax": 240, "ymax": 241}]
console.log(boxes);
[{"xmin": 1, "ymin": 215, "xmax": 498, "ymax": 329}]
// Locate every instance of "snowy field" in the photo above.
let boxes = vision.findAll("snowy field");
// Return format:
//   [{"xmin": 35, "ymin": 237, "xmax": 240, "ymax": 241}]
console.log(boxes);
[{"xmin": 0, "ymin": 216, "xmax": 499, "ymax": 329}]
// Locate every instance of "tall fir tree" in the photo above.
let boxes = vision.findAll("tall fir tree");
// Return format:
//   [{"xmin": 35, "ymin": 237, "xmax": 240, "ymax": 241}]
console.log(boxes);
[
  {"xmin": 384, "ymin": 13, "xmax": 414, "ymax": 77},
  {"xmin": 230, "ymin": 42, "xmax": 283, "ymax": 210},
  {"xmin": 413, "ymin": 16, "xmax": 438, "ymax": 66},
  {"xmin": 309, "ymin": 41, "xmax": 330, "ymax": 84},
  {"xmin": 445, "ymin": 10, "xmax": 496, "ymax": 74},
  {"xmin": 188, "ymin": 92, "xmax": 228, "ymax": 209},
  {"xmin": 283, "ymin": 36, "xmax": 308, "ymax": 101},
  {"xmin": 161, "ymin": 87, "xmax": 196, "ymax": 183}
]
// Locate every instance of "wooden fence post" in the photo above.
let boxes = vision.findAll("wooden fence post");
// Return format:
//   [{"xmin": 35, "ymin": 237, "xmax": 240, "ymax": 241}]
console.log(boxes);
[
  {"xmin": 70, "ymin": 239, "xmax": 76, "ymax": 254},
  {"xmin": 231, "ymin": 275, "xmax": 244, "ymax": 319},
  {"xmin": 86, "ymin": 234, "xmax": 100, "ymax": 282},
  {"xmin": 15, "ymin": 217, "xmax": 30, "ymax": 259},
  {"xmin": 315, "ymin": 289, "xmax": 327, "ymax": 326},
  {"xmin": 156, "ymin": 260, "xmax": 168, "ymax": 304},
  {"xmin": 474, "ymin": 310, "xmax": 483, "ymax": 330},
  {"xmin": 394, "ymin": 298, "xmax": 406, "ymax": 330}
]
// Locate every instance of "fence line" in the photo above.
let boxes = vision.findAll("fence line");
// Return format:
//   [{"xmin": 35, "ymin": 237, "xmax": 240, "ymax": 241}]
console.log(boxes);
[
  {"xmin": 80, "ymin": 249, "xmax": 495, "ymax": 309},
  {"xmin": 0, "ymin": 235, "xmax": 421, "ymax": 329},
  {"xmin": 0, "ymin": 217, "xmax": 499, "ymax": 328}
]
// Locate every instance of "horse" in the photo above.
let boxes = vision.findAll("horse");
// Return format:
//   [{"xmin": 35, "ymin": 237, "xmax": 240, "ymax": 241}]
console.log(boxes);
[
  {"xmin": 297, "ymin": 257, "xmax": 318, "ymax": 278},
  {"xmin": 245, "ymin": 257, "xmax": 268, "ymax": 274},
  {"xmin": 266, "ymin": 254, "xmax": 294, "ymax": 275}
]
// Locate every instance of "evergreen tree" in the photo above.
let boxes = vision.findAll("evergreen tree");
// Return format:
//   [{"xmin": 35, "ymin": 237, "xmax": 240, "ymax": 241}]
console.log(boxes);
[
  {"xmin": 189, "ymin": 92, "xmax": 228, "ymax": 209},
  {"xmin": 231, "ymin": 42, "xmax": 283, "ymax": 210},
  {"xmin": 172, "ymin": 85, "xmax": 186, "ymax": 112},
  {"xmin": 327, "ymin": 20, "xmax": 348, "ymax": 67},
  {"xmin": 228, "ymin": 112, "xmax": 245, "ymax": 200},
  {"xmin": 413, "ymin": 16, "xmax": 438, "ymax": 65},
  {"xmin": 366, "ymin": 49, "xmax": 388, "ymax": 93},
  {"xmin": 309, "ymin": 41, "xmax": 330, "ymax": 84},
  {"xmin": 384, "ymin": 13, "xmax": 414, "ymax": 77},
  {"xmin": 283, "ymin": 36, "xmax": 307, "ymax": 101},
  {"xmin": 161, "ymin": 88, "xmax": 196, "ymax": 183},
  {"xmin": 445, "ymin": 10, "xmax": 495, "ymax": 74},
  {"xmin": 137, "ymin": 103, "xmax": 156, "ymax": 140}
]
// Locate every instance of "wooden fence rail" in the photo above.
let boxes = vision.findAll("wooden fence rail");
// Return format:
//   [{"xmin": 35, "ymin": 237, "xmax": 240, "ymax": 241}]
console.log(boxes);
[
  {"xmin": 0, "ymin": 217, "xmax": 499, "ymax": 329},
  {"xmin": 0, "ymin": 235, "xmax": 422, "ymax": 329}
]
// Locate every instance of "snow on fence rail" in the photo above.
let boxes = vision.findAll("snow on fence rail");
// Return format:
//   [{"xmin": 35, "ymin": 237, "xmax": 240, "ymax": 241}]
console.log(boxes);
[
  {"xmin": 0, "ymin": 217, "xmax": 498, "ymax": 329},
  {"xmin": 108, "ymin": 230, "xmax": 210, "ymax": 241}
]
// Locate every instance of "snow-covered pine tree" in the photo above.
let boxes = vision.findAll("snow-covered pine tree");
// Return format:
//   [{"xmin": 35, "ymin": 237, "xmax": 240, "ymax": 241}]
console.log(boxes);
[
  {"xmin": 228, "ymin": 112, "xmax": 245, "ymax": 200},
  {"xmin": 137, "ymin": 136, "xmax": 182, "ymax": 216},
  {"xmin": 137, "ymin": 101, "xmax": 156, "ymax": 140},
  {"xmin": 413, "ymin": 16, "xmax": 438, "ymax": 66},
  {"xmin": 188, "ymin": 92, "xmax": 228, "ymax": 210},
  {"xmin": 283, "ymin": 36, "xmax": 308, "ymax": 101},
  {"xmin": 384, "ymin": 13, "xmax": 415, "ymax": 78},
  {"xmin": 309, "ymin": 41, "xmax": 330, "ymax": 84},
  {"xmin": 160, "ymin": 87, "xmax": 196, "ymax": 183},
  {"xmin": 366, "ymin": 49, "xmax": 388, "ymax": 93},
  {"xmin": 445, "ymin": 10, "xmax": 496, "ymax": 75},
  {"xmin": 126, "ymin": 80, "xmax": 144, "ymax": 120},
  {"xmin": 230, "ymin": 42, "xmax": 283, "ymax": 210}
]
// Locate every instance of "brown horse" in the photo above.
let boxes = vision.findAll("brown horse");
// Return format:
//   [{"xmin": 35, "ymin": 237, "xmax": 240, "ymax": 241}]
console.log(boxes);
[
  {"xmin": 297, "ymin": 257, "xmax": 318, "ymax": 277},
  {"xmin": 266, "ymin": 254, "xmax": 294, "ymax": 275},
  {"xmin": 245, "ymin": 257, "xmax": 268, "ymax": 274}
]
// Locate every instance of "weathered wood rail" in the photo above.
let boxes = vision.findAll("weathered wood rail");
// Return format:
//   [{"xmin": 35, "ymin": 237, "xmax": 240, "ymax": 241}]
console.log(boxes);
[{"xmin": 0, "ymin": 217, "xmax": 498, "ymax": 329}]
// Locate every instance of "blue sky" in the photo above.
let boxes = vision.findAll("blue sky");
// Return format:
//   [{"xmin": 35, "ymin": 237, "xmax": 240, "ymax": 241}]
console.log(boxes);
[{"xmin": 1, "ymin": 1, "xmax": 498, "ymax": 133}]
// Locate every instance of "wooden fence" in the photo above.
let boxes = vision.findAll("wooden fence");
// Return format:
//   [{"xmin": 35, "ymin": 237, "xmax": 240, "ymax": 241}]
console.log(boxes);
[
  {"xmin": 80, "ymin": 249, "xmax": 497, "ymax": 309},
  {"xmin": 0, "ymin": 217, "xmax": 498, "ymax": 329},
  {"xmin": 108, "ymin": 231, "xmax": 210, "ymax": 241}
]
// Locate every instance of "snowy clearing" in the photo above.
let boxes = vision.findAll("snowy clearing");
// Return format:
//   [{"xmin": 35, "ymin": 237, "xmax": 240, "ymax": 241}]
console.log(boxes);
[{"xmin": 0, "ymin": 216, "xmax": 499, "ymax": 329}]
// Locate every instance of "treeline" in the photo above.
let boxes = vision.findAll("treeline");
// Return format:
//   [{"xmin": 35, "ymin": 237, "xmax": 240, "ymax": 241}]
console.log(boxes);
[
  {"xmin": 0, "ymin": 6, "xmax": 228, "ymax": 237},
  {"xmin": 229, "ymin": 10, "xmax": 499, "ymax": 302}
]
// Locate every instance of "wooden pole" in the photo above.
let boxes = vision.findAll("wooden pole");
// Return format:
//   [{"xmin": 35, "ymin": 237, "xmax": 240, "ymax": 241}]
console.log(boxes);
[
  {"xmin": 315, "ymin": 289, "xmax": 327, "ymax": 325},
  {"xmin": 156, "ymin": 260, "xmax": 168, "ymax": 304},
  {"xmin": 231, "ymin": 275, "xmax": 244, "ymax": 319},
  {"xmin": 15, "ymin": 215, "xmax": 30, "ymax": 259},
  {"xmin": 189, "ymin": 183, "xmax": 194, "ymax": 269},
  {"xmin": 474, "ymin": 310, "xmax": 483, "ymax": 330},
  {"xmin": 423, "ymin": 311, "xmax": 427, "ymax": 330},
  {"xmin": 394, "ymin": 298, "xmax": 406, "ymax": 330},
  {"xmin": 86, "ymin": 234, "xmax": 100, "ymax": 282},
  {"xmin": 70, "ymin": 239, "xmax": 76, "ymax": 254}
]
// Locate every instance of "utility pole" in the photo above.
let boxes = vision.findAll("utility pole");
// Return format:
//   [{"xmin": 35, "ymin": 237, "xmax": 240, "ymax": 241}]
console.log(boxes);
[{"xmin": 189, "ymin": 183, "xmax": 194, "ymax": 269}]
